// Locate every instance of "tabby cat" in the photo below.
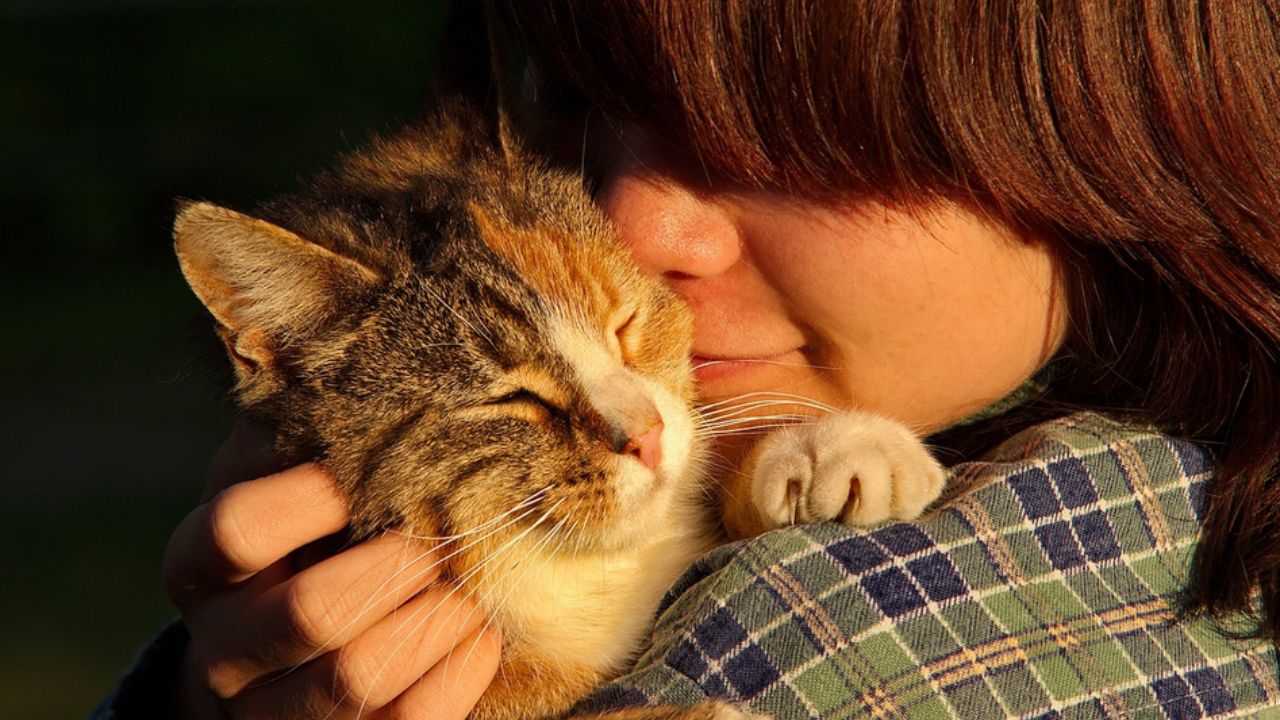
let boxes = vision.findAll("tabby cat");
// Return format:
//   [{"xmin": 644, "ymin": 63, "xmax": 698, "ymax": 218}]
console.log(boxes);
[{"xmin": 174, "ymin": 98, "xmax": 945, "ymax": 720}]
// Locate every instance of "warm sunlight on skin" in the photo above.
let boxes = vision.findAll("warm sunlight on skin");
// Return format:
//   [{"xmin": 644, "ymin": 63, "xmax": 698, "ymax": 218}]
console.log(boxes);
[{"xmin": 598, "ymin": 134, "xmax": 1068, "ymax": 470}]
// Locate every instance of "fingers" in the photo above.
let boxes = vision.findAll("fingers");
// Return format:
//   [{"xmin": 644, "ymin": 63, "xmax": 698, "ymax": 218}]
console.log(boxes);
[
  {"xmin": 228, "ymin": 586, "xmax": 495, "ymax": 719},
  {"xmin": 163, "ymin": 463, "xmax": 349, "ymax": 601},
  {"xmin": 189, "ymin": 533, "xmax": 445, "ymax": 699},
  {"xmin": 172, "ymin": 425, "xmax": 502, "ymax": 720},
  {"xmin": 380, "ymin": 625, "xmax": 502, "ymax": 720}
]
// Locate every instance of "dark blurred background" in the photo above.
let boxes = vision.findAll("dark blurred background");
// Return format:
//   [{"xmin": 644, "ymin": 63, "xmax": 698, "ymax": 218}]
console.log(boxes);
[{"xmin": 1, "ymin": 2, "xmax": 448, "ymax": 716}]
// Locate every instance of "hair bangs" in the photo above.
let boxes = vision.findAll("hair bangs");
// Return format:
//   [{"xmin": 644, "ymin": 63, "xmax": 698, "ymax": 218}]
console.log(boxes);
[{"xmin": 501, "ymin": 0, "xmax": 966, "ymax": 203}]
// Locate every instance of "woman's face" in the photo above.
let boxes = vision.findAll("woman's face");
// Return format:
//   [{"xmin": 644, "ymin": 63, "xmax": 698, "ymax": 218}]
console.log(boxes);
[{"xmin": 596, "ymin": 131, "xmax": 1067, "ymax": 463}]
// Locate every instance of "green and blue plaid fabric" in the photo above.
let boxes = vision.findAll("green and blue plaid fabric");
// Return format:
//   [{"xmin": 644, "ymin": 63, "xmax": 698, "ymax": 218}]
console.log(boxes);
[{"xmin": 578, "ymin": 412, "xmax": 1280, "ymax": 719}]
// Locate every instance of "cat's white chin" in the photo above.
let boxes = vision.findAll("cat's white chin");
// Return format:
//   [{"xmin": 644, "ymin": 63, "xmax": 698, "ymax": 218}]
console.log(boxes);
[
  {"xmin": 600, "ymin": 383, "xmax": 702, "ymax": 548},
  {"xmin": 565, "ymin": 406, "xmax": 699, "ymax": 553},
  {"xmin": 593, "ymin": 466, "xmax": 680, "ymax": 549}
]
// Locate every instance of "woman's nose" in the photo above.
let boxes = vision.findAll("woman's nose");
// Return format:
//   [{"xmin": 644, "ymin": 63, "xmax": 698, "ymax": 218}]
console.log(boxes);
[{"xmin": 598, "ymin": 155, "xmax": 742, "ymax": 281}]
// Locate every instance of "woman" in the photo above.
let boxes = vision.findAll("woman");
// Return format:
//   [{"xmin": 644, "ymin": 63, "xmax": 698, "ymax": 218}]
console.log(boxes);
[{"xmin": 98, "ymin": 1, "xmax": 1279, "ymax": 718}]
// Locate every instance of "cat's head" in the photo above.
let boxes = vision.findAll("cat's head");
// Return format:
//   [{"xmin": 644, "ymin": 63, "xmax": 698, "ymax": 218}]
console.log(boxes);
[{"xmin": 174, "ymin": 106, "xmax": 700, "ymax": 558}]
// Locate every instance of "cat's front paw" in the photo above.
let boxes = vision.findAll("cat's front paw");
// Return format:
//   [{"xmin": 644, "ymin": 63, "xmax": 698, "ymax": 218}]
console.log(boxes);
[{"xmin": 749, "ymin": 412, "xmax": 945, "ymax": 529}]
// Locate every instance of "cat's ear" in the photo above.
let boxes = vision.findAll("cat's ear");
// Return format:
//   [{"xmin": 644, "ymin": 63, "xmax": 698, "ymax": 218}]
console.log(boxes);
[
  {"xmin": 173, "ymin": 201, "xmax": 379, "ymax": 384},
  {"xmin": 437, "ymin": 0, "xmax": 520, "ymax": 162}
]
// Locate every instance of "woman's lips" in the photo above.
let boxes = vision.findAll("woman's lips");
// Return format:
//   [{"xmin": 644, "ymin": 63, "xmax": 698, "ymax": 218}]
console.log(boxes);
[{"xmin": 691, "ymin": 349, "xmax": 806, "ymax": 386}]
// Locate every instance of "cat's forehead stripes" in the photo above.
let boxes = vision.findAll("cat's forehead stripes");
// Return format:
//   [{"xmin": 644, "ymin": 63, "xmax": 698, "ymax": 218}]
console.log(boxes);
[
  {"xmin": 433, "ymin": 271, "xmax": 537, "ymax": 352},
  {"xmin": 438, "ymin": 271, "xmax": 574, "ymax": 384},
  {"xmin": 468, "ymin": 203, "xmax": 626, "ymax": 326}
]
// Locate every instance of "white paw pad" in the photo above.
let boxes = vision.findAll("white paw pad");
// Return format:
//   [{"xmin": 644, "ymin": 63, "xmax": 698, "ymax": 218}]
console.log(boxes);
[{"xmin": 751, "ymin": 412, "xmax": 946, "ymax": 529}]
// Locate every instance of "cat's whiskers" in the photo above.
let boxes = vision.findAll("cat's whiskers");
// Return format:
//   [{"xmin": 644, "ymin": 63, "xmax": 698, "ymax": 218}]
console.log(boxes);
[
  {"xmin": 341, "ymin": 499, "xmax": 549, "ymax": 638},
  {"xmin": 693, "ymin": 392, "xmax": 836, "ymax": 440},
  {"xmin": 455, "ymin": 510, "xmax": 574, "ymax": 680},
  {"xmin": 353, "ymin": 501, "xmax": 565, "ymax": 719},
  {"xmin": 273, "ymin": 489, "xmax": 556, "ymax": 694},
  {"xmin": 477, "ymin": 509, "xmax": 573, "ymax": 618},
  {"xmin": 696, "ymin": 401, "xmax": 817, "ymax": 421},
  {"xmin": 357, "ymin": 497, "xmax": 546, "ymax": 623},
  {"xmin": 576, "ymin": 107, "xmax": 593, "ymax": 239},
  {"xmin": 389, "ymin": 485, "xmax": 552, "ymax": 542},
  {"xmin": 432, "ymin": 506, "xmax": 572, "ymax": 693},
  {"xmin": 699, "ymin": 423, "xmax": 814, "ymax": 438},
  {"xmin": 696, "ymin": 404, "xmax": 834, "ymax": 425},
  {"xmin": 697, "ymin": 412, "xmax": 814, "ymax": 429},
  {"xmin": 696, "ymin": 414, "xmax": 817, "ymax": 439},
  {"xmin": 696, "ymin": 391, "xmax": 839, "ymax": 415},
  {"xmin": 251, "ymin": 542, "xmax": 440, "ymax": 698},
  {"xmin": 699, "ymin": 452, "xmax": 749, "ymax": 480},
  {"xmin": 383, "ymin": 501, "xmax": 563, "ymax": 644},
  {"xmin": 421, "ymin": 283, "xmax": 498, "ymax": 352},
  {"xmin": 697, "ymin": 390, "xmax": 839, "ymax": 409},
  {"xmin": 561, "ymin": 505, "xmax": 591, "ymax": 557}
]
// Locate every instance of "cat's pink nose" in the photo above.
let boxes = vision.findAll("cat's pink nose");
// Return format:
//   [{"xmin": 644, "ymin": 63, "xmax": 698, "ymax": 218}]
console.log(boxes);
[{"xmin": 623, "ymin": 421, "xmax": 664, "ymax": 471}]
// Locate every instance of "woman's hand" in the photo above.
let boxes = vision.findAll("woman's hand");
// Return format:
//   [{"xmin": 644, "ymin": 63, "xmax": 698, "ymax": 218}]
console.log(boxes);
[{"xmin": 162, "ymin": 419, "xmax": 502, "ymax": 719}]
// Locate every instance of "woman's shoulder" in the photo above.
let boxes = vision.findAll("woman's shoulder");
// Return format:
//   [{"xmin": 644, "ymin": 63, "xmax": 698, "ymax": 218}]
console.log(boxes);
[
  {"xmin": 580, "ymin": 412, "xmax": 1280, "ymax": 718},
  {"xmin": 944, "ymin": 409, "xmax": 1215, "ymax": 549},
  {"xmin": 977, "ymin": 409, "xmax": 1213, "ymax": 478},
  {"xmin": 722, "ymin": 411, "xmax": 1215, "ymax": 594}
]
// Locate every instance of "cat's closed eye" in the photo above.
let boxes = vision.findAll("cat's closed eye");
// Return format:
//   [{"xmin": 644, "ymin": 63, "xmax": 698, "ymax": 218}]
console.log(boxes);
[
  {"xmin": 485, "ymin": 369, "xmax": 572, "ymax": 425},
  {"xmin": 608, "ymin": 307, "xmax": 640, "ymax": 361},
  {"xmin": 489, "ymin": 388, "xmax": 564, "ymax": 419}
]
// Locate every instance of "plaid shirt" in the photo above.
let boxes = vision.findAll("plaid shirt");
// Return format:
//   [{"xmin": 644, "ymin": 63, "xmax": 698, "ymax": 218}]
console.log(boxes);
[
  {"xmin": 576, "ymin": 412, "xmax": 1280, "ymax": 719},
  {"xmin": 94, "ymin": 412, "xmax": 1279, "ymax": 719}
]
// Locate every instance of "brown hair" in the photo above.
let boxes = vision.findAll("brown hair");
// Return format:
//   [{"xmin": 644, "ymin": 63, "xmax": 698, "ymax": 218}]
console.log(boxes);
[{"xmin": 491, "ymin": 1, "xmax": 1280, "ymax": 641}]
